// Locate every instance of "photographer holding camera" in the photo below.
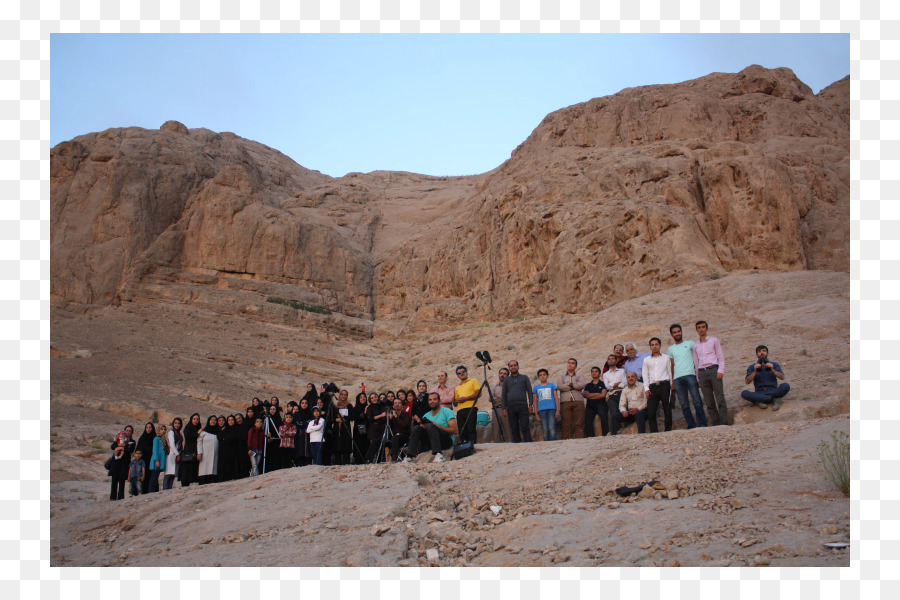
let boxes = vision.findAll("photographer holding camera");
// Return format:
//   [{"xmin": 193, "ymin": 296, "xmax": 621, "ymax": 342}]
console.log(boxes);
[
  {"xmin": 388, "ymin": 397, "xmax": 412, "ymax": 462},
  {"xmin": 741, "ymin": 345, "xmax": 790, "ymax": 411}
]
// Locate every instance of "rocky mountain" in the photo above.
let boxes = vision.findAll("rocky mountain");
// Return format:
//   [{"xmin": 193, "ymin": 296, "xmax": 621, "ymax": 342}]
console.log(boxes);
[{"xmin": 51, "ymin": 65, "xmax": 849, "ymax": 337}]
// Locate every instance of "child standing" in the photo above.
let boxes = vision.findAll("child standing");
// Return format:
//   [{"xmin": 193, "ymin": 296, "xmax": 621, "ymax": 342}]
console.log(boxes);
[
  {"xmin": 307, "ymin": 406, "xmax": 325, "ymax": 465},
  {"xmin": 278, "ymin": 412, "xmax": 297, "ymax": 469},
  {"xmin": 533, "ymin": 369, "xmax": 560, "ymax": 442},
  {"xmin": 247, "ymin": 417, "xmax": 266, "ymax": 476},
  {"xmin": 128, "ymin": 450, "xmax": 146, "ymax": 497}
]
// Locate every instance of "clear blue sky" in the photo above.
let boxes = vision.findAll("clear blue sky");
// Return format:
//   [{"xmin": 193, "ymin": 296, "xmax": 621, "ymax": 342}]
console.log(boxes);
[{"xmin": 51, "ymin": 34, "xmax": 848, "ymax": 177}]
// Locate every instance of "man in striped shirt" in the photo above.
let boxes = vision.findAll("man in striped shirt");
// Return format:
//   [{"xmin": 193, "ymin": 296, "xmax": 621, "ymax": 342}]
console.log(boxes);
[{"xmin": 692, "ymin": 320, "xmax": 729, "ymax": 426}]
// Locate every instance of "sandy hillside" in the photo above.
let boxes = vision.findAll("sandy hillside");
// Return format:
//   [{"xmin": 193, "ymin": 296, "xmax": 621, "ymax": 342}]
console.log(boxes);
[{"xmin": 50, "ymin": 269, "xmax": 849, "ymax": 567}]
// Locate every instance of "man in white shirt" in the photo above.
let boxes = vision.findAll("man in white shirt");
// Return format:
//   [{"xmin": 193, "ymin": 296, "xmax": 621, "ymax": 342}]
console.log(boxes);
[
  {"xmin": 602, "ymin": 354, "xmax": 627, "ymax": 435},
  {"xmin": 642, "ymin": 337, "xmax": 673, "ymax": 433}
]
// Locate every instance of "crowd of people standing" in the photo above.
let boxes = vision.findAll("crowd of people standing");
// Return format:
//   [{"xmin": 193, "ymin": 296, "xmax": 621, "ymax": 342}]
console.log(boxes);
[{"xmin": 106, "ymin": 320, "xmax": 790, "ymax": 499}]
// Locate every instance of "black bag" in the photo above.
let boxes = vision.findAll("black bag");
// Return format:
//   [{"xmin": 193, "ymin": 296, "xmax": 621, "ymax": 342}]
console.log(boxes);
[
  {"xmin": 104, "ymin": 456, "xmax": 113, "ymax": 471},
  {"xmin": 179, "ymin": 451, "xmax": 197, "ymax": 462},
  {"xmin": 452, "ymin": 440, "xmax": 475, "ymax": 460}
]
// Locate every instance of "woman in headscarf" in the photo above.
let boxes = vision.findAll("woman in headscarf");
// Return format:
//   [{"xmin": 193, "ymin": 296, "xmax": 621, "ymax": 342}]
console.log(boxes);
[
  {"xmin": 148, "ymin": 424, "xmax": 167, "ymax": 493},
  {"xmin": 135, "ymin": 422, "xmax": 156, "ymax": 495},
  {"xmin": 249, "ymin": 397, "xmax": 264, "ymax": 420},
  {"xmin": 263, "ymin": 404, "xmax": 282, "ymax": 473},
  {"xmin": 178, "ymin": 413, "xmax": 201, "ymax": 487},
  {"xmin": 164, "ymin": 417, "xmax": 182, "ymax": 490},
  {"xmin": 294, "ymin": 397, "xmax": 313, "ymax": 467},
  {"xmin": 107, "ymin": 425, "xmax": 135, "ymax": 501},
  {"xmin": 365, "ymin": 392, "xmax": 388, "ymax": 464},
  {"xmin": 217, "ymin": 415, "xmax": 240, "ymax": 482},
  {"xmin": 351, "ymin": 392, "xmax": 369, "ymax": 464},
  {"xmin": 270, "ymin": 397, "xmax": 284, "ymax": 419},
  {"xmin": 301, "ymin": 383, "xmax": 319, "ymax": 407},
  {"xmin": 331, "ymin": 390, "xmax": 352, "ymax": 465},
  {"xmin": 197, "ymin": 415, "xmax": 219, "ymax": 485},
  {"xmin": 236, "ymin": 410, "xmax": 253, "ymax": 479}
]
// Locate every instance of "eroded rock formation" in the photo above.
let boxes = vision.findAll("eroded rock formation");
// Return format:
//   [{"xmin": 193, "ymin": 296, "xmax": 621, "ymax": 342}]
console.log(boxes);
[{"xmin": 51, "ymin": 66, "xmax": 849, "ymax": 336}]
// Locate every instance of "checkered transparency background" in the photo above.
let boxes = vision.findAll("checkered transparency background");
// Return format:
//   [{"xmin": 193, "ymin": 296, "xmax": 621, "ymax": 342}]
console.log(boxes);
[{"xmin": 8, "ymin": 0, "xmax": 889, "ymax": 596}]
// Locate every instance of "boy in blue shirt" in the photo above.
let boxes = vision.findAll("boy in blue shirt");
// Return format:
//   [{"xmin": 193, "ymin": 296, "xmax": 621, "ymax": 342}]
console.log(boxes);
[
  {"xmin": 128, "ymin": 450, "xmax": 146, "ymax": 497},
  {"xmin": 533, "ymin": 369, "xmax": 560, "ymax": 442}
]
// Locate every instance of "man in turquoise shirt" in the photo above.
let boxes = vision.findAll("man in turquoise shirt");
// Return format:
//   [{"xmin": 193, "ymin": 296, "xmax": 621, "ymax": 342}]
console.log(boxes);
[
  {"xmin": 404, "ymin": 393, "xmax": 458, "ymax": 463},
  {"xmin": 667, "ymin": 324, "xmax": 708, "ymax": 428}
]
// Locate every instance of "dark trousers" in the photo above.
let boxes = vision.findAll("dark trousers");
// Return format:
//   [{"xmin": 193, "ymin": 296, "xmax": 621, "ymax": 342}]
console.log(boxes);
[
  {"xmin": 280, "ymin": 446, "xmax": 295, "ymax": 469},
  {"xmin": 391, "ymin": 433, "xmax": 410, "ymax": 461},
  {"xmin": 456, "ymin": 407, "xmax": 478, "ymax": 444},
  {"xmin": 741, "ymin": 383, "xmax": 791, "ymax": 404},
  {"xmin": 673, "ymin": 374, "xmax": 707, "ymax": 428},
  {"xmin": 506, "ymin": 404, "xmax": 532, "ymax": 443},
  {"xmin": 607, "ymin": 393, "xmax": 622, "ymax": 435},
  {"xmin": 110, "ymin": 475, "xmax": 126, "ymax": 500},
  {"xmin": 584, "ymin": 398, "xmax": 610, "ymax": 437},
  {"xmin": 128, "ymin": 476, "xmax": 141, "ymax": 496},
  {"xmin": 365, "ymin": 435, "xmax": 385, "ymax": 463},
  {"xmin": 148, "ymin": 469, "xmax": 162, "ymax": 493},
  {"xmin": 353, "ymin": 426, "xmax": 369, "ymax": 464},
  {"xmin": 614, "ymin": 408, "xmax": 648, "ymax": 433},
  {"xmin": 698, "ymin": 366, "xmax": 729, "ymax": 425},
  {"xmin": 646, "ymin": 381, "xmax": 672, "ymax": 433},
  {"xmin": 408, "ymin": 423, "xmax": 453, "ymax": 456},
  {"xmin": 163, "ymin": 474, "xmax": 175, "ymax": 490}
]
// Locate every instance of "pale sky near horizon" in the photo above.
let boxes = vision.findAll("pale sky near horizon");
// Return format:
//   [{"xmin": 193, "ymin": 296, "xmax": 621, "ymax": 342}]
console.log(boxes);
[{"xmin": 51, "ymin": 34, "xmax": 848, "ymax": 177}]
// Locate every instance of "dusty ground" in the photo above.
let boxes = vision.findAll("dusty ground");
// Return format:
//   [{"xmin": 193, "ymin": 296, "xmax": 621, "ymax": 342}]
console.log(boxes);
[{"xmin": 50, "ymin": 269, "xmax": 850, "ymax": 566}]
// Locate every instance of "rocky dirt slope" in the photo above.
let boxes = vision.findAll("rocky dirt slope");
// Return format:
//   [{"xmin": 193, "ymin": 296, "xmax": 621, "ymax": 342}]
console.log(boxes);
[
  {"xmin": 50, "ymin": 269, "xmax": 849, "ymax": 566},
  {"xmin": 51, "ymin": 417, "xmax": 848, "ymax": 567}
]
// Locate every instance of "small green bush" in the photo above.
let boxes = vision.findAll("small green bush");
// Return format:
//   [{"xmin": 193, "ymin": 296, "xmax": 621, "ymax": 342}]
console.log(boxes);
[
  {"xmin": 817, "ymin": 430, "xmax": 849, "ymax": 495},
  {"xmin": 266, "ymin": 296, "xmax": 332, "ymax": 315},
  {"xmin": 709, "ymin": 271, "xmax": 722, "ymax": 280}
]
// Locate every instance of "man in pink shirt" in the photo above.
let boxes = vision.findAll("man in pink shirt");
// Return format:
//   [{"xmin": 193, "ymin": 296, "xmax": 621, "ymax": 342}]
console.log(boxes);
[
  {"xmin": 692, "ymin": 320, "xmax": 729, "ymax": 426},
  {"xmin": 430, "ymin": 371, "xmax": 455, "ymax": 409}
]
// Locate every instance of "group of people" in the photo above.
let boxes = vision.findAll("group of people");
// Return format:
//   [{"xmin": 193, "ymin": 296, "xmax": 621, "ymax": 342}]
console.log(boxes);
[
  {"xmin": 106, "ymin": 320, "xmax": 791, "ymax": 499},
  {"xmin": 490, "ymin": 321, "xmax": 790, "ymax": 441},
  {"xmin": 106, "ymin": 390, "xmax": 332, "ymax": 500}
]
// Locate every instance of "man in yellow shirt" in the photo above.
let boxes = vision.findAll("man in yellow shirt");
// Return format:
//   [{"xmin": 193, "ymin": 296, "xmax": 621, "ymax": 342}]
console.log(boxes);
[{"xmin": 454, "ymin": 365, "xmax": 482, "ymax": 445}]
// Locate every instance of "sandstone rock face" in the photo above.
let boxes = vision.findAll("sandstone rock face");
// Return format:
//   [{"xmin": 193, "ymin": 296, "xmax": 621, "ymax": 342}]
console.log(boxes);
[{"xmin": 51, "ymin": 66, "xmax": 849, "ymax": 335}]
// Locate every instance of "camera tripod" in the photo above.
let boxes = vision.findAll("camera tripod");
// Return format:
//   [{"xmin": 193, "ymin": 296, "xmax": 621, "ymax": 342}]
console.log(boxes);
[
  {"xmin": 260, "ymin": 409, "xmax": 281, "ymax": 475},
  {"xmin": 476, "ymin": 353, "xmax": 507, "ymax": 443},
  {"xmin": 372, "ymin": 403, "xmax": 397, "ymax": 464}
]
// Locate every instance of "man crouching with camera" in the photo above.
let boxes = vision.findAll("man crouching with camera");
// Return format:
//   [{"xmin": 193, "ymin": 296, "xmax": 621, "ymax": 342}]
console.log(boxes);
[
  {"xmin": 741, "ymin": 345, "xmax": 791, "ymax": 411},
  {"xmin": 402, "ymin": 392, "xmax": 458, "ymax": 464}
]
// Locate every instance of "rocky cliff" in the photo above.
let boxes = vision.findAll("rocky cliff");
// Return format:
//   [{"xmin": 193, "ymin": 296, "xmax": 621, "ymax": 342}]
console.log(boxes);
[{"xmin": 51, "ymin": 66, "xmax": 849, "ymax": 336}]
